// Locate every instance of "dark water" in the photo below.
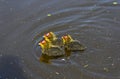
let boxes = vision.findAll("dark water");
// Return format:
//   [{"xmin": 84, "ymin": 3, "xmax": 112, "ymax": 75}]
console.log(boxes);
[{"xmin": 0, "ymin": 0, "xmax": 120, "ymax": 79}]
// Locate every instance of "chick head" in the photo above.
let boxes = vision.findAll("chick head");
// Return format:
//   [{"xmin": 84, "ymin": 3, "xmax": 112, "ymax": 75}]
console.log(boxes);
[
  {"xmin": 62, "ymin": 34, "xmax": 73, "ymax": 44},
  {"xmin": 43, "ymin": 32, "xmax": 57, "ymax": 42},
  {"xmin": 38, "ymin": 40, "xmax": 49, "ymax": 51}
]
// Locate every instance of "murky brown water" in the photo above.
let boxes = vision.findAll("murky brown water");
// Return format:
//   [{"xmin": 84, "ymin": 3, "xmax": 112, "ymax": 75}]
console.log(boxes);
[{"xmin": 0, "ymin": 0, "xmax": 120, "ymax": 79}]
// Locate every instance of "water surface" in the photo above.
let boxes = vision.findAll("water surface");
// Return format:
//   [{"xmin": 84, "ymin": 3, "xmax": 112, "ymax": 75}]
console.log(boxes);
[{"xmin": 0, "ymin": 0, "xmax": 120, "ymax": 79}]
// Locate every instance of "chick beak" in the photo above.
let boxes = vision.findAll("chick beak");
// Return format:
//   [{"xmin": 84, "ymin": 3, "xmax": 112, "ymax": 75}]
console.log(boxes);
[{"xmin": 38, "ymin": 40, "xmax": 46, "ymax": 49}]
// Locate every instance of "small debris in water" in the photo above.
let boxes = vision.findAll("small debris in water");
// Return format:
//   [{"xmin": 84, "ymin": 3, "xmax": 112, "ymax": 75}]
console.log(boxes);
[
  {"xmin": 103, "ymin": 67, "xmax": 109, "ymax": 72},
  {"xmin": 10, "ymin": 62, "xmax": 13, "ymax": 65},
  {"xmin": 0, "ymin": 54, "xmax": 2, "ymax": 57},
  {"xmin": 14, "ymin": 77, "xmax": 17, "ymax": 79},
  {"xmin": 118, "ymin": 58, "xmax": 120, "ymax": 61},
  {"xmin": 10, "ymin": 8, "xmax": 13, "ymax": 11},
  {"xmin": 113, "ymin": 1, "xmax": 118, "ymax": 5},
  {"xmin": 69, "ymin": 26, "xmax": 73, "ymax": 28},
  {"xmin": 61, "ymin": 59, "xmax": 65, "ymax": 61},
  {"xmin": 30, "ymin": 74, "xmax": 33, "ymax": 77},
  {"xmin": 55, "ymin": 72, "xmax": 59, "ymax": 75},
  {"xmin": 111, "ymin": 63, "xmax": 114, "ymax": 66},
  {"xmin": 0, "ymin": 76, "xmax": 2, "ymax": 78},
  {"xmin": 22, "ymin": 60, "xmax": 24, "ymax": 62},
  {"xmin": 23, "ymin": 70, "xmax": 26, "ymax": 73},
  {"xmin": 47, "ymin": 14, "xmax": 52, "ymax": 17},
  {"xmin": 13, "ymin": 41, "xmax": 17, "ymax": 44},
  {"xmin": 83, "ymin": 64, "xmax": 89, "ymax": 68},
  {"xmin": 108, "ymin": 56, "xmax": 112, "ymax": 59},
  {"xmin": 63, "ymin": 77, "xmax": 66, "ymax": 79}
]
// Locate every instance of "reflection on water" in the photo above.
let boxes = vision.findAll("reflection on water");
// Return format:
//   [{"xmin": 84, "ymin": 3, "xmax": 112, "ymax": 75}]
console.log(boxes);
[
  {"xmin": 0, "ymin": 0, "xmax": 120, "ymax": 79},
  {"xmin": 39, "ymin": 54, "xmax": 64, "ymax": 64},
  {"xmin": 39, "ymin": 48, "xmax": 72, "ymax": 64}
]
